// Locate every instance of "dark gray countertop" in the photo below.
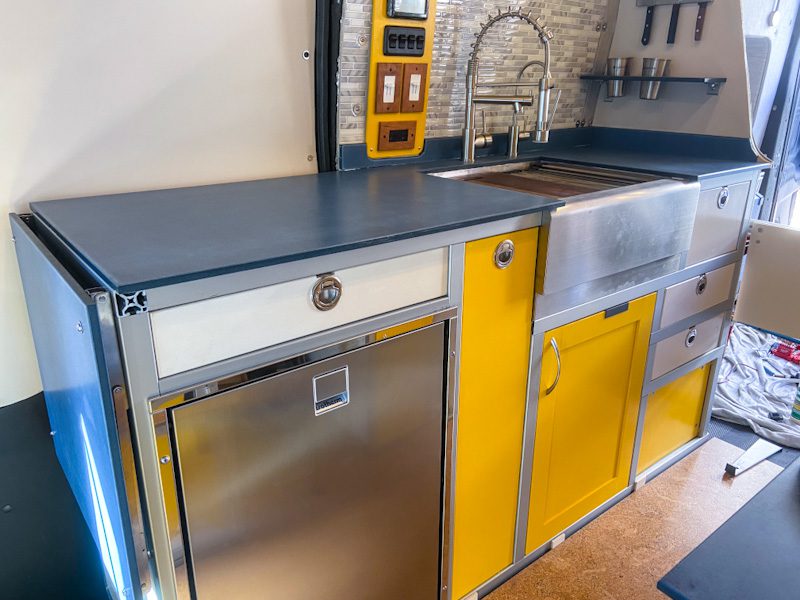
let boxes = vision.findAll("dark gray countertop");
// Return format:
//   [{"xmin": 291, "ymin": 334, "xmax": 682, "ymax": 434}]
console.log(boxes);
[
  {"xmin": 658, "ymin": 456, "xmax": 800, "ymax": 600},
  {"xmin": 29, "ymin": 127, "xmax": 768, "ymax": 294},
  {"xmin": 31, "ymin": 167, "xmax": 561, "ymax": 293}
]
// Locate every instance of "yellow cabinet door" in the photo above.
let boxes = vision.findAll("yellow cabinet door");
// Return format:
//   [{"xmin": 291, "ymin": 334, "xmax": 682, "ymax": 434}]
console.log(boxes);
[
  {"xmin": 452, "ymin": 228, "xmax": 538, "ymax": 599},
  {"xmin": 525, "ymin": 293, "xmax": 656, "ymax": 554},
  {"xmin": 637, "ymin": 363, "xmax": 711, "ymax": 473}
]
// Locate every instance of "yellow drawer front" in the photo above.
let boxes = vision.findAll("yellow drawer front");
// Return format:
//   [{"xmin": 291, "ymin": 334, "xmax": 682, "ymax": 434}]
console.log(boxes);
[
  {"xmin": 637, "ymin": 363, "xmax": 711, "ymax": 473},
  {"xmin": 452, "ymin": 228, "xmax": 538, "ymax": 599},
  {"xmin": 526, "ymin": 293, "xmax": 656, "ymax": 554}
]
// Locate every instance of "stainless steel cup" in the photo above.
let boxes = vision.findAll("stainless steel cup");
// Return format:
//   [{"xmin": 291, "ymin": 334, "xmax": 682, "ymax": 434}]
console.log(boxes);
[
  {"xmin": 606, "ymin": 57, "xmax": 629, "ymax": 97},
  {"xmin": 640, "ymin": 58, "xmax": 671, "ymax": 100}
]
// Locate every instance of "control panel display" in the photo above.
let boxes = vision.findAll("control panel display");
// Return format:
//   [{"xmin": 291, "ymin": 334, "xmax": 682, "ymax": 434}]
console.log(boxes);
[{"xmin": 387, "ymin": 0, "xmax": 428, "ymax": 19}]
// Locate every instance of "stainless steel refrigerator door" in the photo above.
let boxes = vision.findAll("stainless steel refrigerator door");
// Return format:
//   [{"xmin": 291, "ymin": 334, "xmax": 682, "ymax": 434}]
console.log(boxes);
[{"xmin": 170, "ymin": 323, "xmax": 446, "ymax": 599}]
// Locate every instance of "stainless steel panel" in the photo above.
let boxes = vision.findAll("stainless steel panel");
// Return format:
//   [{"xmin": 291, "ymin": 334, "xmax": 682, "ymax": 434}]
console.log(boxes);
[
  {"xmin": 686, "ymin": 181, "xmax": 750, "ymax": 266},
  {"xmin": 536, "ymin": 179, "xmax": 699, "ymax": 298},
  {"xmin": 171, "ymin": 324, "xmax": 446, "ymax": 600}
]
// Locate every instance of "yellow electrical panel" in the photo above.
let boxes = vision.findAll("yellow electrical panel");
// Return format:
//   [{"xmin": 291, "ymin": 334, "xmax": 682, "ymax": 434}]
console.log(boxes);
[
  {"xmin": 365, "ymin": 0, "xmax": 436, "ymax": 158},
  {"xmin": 526, "ymin": 293, "xmax": 656, "ymax": 554},
  {"xmin": 637, "ymin": 363, "xmax": 711, "ymax": 474},
  {"xmin": 452, "ymin": 228, "xmax": 538, "ymax": 599}
]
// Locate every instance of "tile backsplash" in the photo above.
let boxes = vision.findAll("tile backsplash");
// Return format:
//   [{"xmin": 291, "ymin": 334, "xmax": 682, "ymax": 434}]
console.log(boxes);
[{"xmin": 338, "ymin": 0, "xmax": 609, "ymax": 145}]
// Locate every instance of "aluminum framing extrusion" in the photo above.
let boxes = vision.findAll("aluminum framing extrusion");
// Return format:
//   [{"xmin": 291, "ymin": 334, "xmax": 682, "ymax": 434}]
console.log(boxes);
[
  {"xmin": 115, "ymin": 312, "xmax": 174, "ymax": 599},
  {"xmin": 442, "ymin": 242, "xmax": 465, "ymax": 600},
  {"xmin": 95, "ymin": 289, "xmax": 154, "ymax": 597}
]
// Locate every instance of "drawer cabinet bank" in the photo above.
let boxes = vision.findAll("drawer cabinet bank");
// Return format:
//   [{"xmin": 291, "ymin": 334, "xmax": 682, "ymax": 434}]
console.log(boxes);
[{"xmin": 12, "ymin": 159, "xmax": 777, "ymax": 600}]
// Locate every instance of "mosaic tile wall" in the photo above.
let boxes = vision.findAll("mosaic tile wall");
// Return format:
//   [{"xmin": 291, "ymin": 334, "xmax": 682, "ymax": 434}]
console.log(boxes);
[{"xmin": 338, "ymin": 0, "xmax": 609, "ymax": 145}]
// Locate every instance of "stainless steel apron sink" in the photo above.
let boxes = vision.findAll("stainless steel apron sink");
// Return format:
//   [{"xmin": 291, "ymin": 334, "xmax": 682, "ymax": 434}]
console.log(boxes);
[
  {"xmin": 430, "ymin": 160, "xmax": 660, "ymax": 198},
  {"xmin": 432, "ymin": 160, "xmax": 701, "ymax": 317}
]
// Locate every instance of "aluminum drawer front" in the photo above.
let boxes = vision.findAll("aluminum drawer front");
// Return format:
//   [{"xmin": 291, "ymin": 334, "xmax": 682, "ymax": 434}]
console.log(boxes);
[
  {"xmin": 171, "ymin": 323, "xmax": 445, "ymax": 600},
  {"xmin": 150, "ymin": 248, "xmax": 449, "ymax": 377},
  {"xmin": 686, "ymin": 182, "xmax": 750, "ymax": 266},
  {"xmin": 660, "ymin": 263, "xmax": 736, "ymax": 328},
  {"xmin": 652, "ymin": 313, "xmax": 726, "ymax": 379}
]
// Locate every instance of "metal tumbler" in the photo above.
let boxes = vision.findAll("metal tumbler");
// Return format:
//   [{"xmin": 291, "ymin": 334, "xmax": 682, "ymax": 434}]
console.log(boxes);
[
  {"xmin": 606, "ymin": 57, "xmax": 629, "ymax": 98},
  {"xmin": 640, "ymin": 58, "xmax": 670, "ymax": 100}
]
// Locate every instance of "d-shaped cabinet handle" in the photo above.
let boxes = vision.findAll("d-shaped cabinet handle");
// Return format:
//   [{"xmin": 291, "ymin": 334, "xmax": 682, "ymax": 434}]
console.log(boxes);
[
  {"xmin": 494, "ymin": 239, "xmax": 515, "ymax": 269},
  {"xmin": 545, "ymin": 337, "xmax": 561, "ymax": 395},
  {"xmin": 311, "ymin": 274, "xmax": 342, "ymax": 311}
]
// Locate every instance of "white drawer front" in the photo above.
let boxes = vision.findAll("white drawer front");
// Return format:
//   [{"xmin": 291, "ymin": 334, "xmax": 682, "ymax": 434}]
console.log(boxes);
[
  {"xmin": 150, "ymin": 248, "xmax": 449, "ymax": 377},
  {"xmin": 652, "ymin": 313, "xmax": 726, "ymax": 380},
  {"xmin": 660, "ymin": 263, "xmax": 736, "ymax": 328},
  {"xmin": 686, "ymin": 181, "xmax": 750, "ymax": 266}
]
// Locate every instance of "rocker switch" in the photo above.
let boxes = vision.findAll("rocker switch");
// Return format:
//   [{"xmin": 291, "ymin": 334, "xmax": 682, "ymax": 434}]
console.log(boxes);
[{"xmin": 383, "ymin": 26, "xmax": 425, "ymax": 57}]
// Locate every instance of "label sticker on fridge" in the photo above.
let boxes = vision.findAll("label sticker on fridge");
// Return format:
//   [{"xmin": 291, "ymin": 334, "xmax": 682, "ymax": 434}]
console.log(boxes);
[
  {"xmin": 408, "ymin": 73, "xmax": 422, "ymax": 102},
  {"xmin": 383, "ymin": 75, "xmax": 396, "ymax": 103}
]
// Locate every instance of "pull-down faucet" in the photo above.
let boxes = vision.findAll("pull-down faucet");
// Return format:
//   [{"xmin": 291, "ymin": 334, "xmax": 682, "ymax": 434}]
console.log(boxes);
[{"xmin": 462, "ymin": 7, "xmax": 557, "ymax": 163}]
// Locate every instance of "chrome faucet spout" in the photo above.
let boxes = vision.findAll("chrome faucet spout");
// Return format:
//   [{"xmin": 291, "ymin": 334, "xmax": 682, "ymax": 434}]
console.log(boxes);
[{"xmin": 462, "ymin": 7, "xmax": 556, "ymax": 162}]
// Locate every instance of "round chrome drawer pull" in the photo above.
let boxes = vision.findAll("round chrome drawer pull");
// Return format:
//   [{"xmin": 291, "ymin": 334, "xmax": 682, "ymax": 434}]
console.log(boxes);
[
  {"xmin": 311, "ymin": 275, "xmax": 342, "ymax": 311},
  {"xmin": 717, "ymin": 187, "xmax": 729, "ymax": 209},
  {"xmin": 685, "ymin": 327, "xmax": 698, "ymax": 348},
  {"xmin": 696, "ymin": 274, "xmax": 708, "ymax": 295},
  {"xmin": 494, "ymin": 239, "xmax": 515, "ymax": 269}
]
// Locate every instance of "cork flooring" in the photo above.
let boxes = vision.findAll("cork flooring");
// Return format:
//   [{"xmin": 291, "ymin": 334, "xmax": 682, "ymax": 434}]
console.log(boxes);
[{"xmin": 487, "ymin": 438, "xmax": 783, "ymax": 600}]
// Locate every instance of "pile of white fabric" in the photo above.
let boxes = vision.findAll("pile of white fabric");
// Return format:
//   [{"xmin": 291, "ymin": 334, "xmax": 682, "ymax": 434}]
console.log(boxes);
[{"xmin": 713, "ymin": 323, "xmax": 800, "ymax": 449}]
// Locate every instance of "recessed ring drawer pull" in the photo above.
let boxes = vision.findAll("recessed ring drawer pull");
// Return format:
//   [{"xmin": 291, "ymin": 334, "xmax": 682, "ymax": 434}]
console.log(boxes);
[
  {"xmin": 695, "ymin": 274, "xmax": 708, "ymax": 295},
  {"xmin": 685, "ymin": 326, "xmax": 698, "ymax": 348},
  {"xmin": 717, "ymin": 187, "xmax": 729, "ymax": 209},
  {"xmin": 311, "ymin": 274, "xmax": 342, "ymax": 311},
  {"xmin": 494, "ymin": 239, "xmax": 515, "ymax": 269}
]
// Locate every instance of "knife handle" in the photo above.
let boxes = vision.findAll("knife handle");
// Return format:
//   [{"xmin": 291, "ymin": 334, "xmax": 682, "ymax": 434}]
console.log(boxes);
[
  {"xmin": 642, "ymin": 6, "xmax": 654, "ymax": 46},
  {"xmin": 667, "ymin": 3, "xmax": 680, "ymax": 44},
  {"xmin": 695, "ymin": 3, "xmax": 707, "ymax": 41}
]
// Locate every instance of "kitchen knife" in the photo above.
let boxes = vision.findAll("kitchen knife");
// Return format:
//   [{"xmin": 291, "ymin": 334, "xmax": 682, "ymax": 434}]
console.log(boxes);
[
  {"xmin": 667, "ymin": 3, "xmax": 680, "ymax": 44},
  {"xmin": 695, "ymin": 2, "xmax": 708, "ymax": 41},
  {"xmin": 642, "ymin": 5, "xmax": 655, "ymax": 45}
]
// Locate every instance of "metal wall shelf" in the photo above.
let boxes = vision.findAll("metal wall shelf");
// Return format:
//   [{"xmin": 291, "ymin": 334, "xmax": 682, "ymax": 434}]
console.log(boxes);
[{"xmin": 580, "ymin": 74, "xmax": 727, "ymax": 95}]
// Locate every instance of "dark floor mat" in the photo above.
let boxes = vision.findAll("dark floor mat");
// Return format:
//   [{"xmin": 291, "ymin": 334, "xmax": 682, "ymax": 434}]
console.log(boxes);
[
  {"xmin": 708, "ymin": 417, "xmax": 800, "ymax": 468},
  {"xmin": 0, "ymin": 395, "xmax": 107, "ymax": 600}
]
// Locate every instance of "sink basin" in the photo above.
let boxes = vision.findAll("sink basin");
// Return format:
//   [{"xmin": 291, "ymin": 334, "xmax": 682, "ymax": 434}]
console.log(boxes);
[
  {"xmin": 433, "ymin": 159, "xmax": 701, "ymax": 318},
  {"xmin": 430, "ymin": 160, "xmax": 659, "ymax": 199}
]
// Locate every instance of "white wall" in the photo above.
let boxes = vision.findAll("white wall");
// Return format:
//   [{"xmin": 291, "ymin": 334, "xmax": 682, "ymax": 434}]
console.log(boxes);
[
  {"xmin": 593, "ymin": 0, "xmax": 752, "ymax": 139},
  {"xmin": 0, "ymin": 1, "xmax": 317, "ymax": 406},
  {"xmin": 742, "ymin": 0, "xmax": 800, "ymax": 145}
]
